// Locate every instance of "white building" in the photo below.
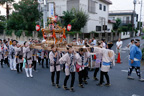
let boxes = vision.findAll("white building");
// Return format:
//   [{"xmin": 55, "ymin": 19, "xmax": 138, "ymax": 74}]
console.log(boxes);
[
  {"xmin": 39, "ymin": 0, "xmax": 112, "ymax": 36},
  {"xmin": 109, "ymin": 10, "xmax": 139, "ymax": 39}
]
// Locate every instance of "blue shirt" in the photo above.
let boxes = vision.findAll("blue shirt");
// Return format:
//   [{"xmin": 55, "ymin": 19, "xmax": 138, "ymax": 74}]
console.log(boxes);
[{"xmin": 129, "ymin": 45, "xmax": 142, "ymax": 67}]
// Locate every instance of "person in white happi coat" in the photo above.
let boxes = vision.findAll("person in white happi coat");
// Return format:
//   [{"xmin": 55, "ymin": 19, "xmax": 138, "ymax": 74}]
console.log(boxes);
[
  {"xmin": 4, "ymin": 41, "xmax": 10, "ymax": 67},
  {"xmin": 93, "ymin": 47, "xmax": 115, "ymax": 86},
  {"xmin": 41, "ymin": 50, "xmax": 49, "ymax": 68},
  {"xmin": 31, "ymin": 48, "xmax": 38, "ymax": 71},
  {"xmin": 9, "ymin": 40, "xmax": 17, "ymax": 70},
  {"xmin": 93, "ymin": 41, "xmax": 103, "ymax": 81},
  {"xmin": 49, "ymin": 44, "xmax": 61, "ymax": 88},
  {"xmin": 59, "ymin": 45, "xmax": 76, "ymax": 92},
  {"xmin": 0, "ymin": 43, "xmax": 4, "ymax": 68},
  {"xmin": 15, "ymin": 43, "xmax": 23, "ymax": 73},
  {"xmin": 75, "ymin": 48, "xmax": 90, "ymax": 88},
  {"xmin": 23, "ymin": 41, "xmax": 33, "ymax": 78}
]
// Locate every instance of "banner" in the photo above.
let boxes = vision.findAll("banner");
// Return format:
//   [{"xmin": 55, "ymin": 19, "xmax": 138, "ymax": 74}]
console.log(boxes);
[{"xmin": 49, "ymin": 3, "xmax": 54, "ymax": 17}]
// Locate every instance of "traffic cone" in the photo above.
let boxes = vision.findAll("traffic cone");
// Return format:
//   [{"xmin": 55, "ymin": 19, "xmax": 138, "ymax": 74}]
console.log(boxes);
[{"xmin": 116, "ymin": 52, "xmax": 121, "ymax": 64}]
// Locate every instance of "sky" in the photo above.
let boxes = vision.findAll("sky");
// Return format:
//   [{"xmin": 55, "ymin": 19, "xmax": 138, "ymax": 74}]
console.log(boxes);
[{"xmin": 0, "ymin": 0, "xmax": 144, "ymax": 22}]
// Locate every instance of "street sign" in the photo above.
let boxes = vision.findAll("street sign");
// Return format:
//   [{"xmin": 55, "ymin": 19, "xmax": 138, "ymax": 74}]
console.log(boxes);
[
  {"xmin": 67, "ymin": 24, "xmax": 72, "ymax": 31},
  {"xmin": 36, "ymin": 25, "xmax": 40, "ymax": 31}
]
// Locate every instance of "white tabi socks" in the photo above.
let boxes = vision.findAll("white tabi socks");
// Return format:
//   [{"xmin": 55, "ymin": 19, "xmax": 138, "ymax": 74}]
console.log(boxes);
[
  {"xmin": 25, "ymin": 68, "xmax": 29, "ymax": 77},
  {"xmin": 29, "ymin": 68, "xmax": 33, "ymax": 78}
]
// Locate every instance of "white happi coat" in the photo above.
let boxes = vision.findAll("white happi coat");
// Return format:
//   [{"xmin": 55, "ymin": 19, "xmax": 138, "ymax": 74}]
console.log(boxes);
[
  {"xmin": 41, "ymin": 50, "xmax": 49, "ymax": 59},
  {"xmin": 23, "ymin": 47, "xmax": 33, "ymax": 65},
  {"xmin": 4, "ymin": 45, "xmax": 9, "ymax": 59},
  {"xmin": 15, "ymin": 47, "xmax": 23, "ymax": 64},
  {"xmin": 0, "ymin": 46, "xmax": 4, "ymax": 60},
  {"xmin": 31, "ymin": 48, "xmax": 38, "ymax": 61},
  {"xmin": 94, "ymin": 47, "xmax": 115, "ymax": 72},
  {"xmin": 94, "ymin": 49, "xmax": 103, "ymax": 68},
  {"xmin": 59, "ymin": 53, "xmax": 76, "ymax": 76},
  {"xmin": 75, "ymin": 52, "xmax": 90, "ymax": 71},
  {"xmin": 49, "ymin": 51, "xmax": 61, "ymax": 72}
]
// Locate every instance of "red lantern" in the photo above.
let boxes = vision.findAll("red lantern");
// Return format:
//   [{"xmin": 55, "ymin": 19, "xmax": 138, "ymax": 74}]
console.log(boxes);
[
  {"xmin": 54, "ymin": 16, "xmax": 58, "ymax": 22},
  {"xmin": 36, "ymin": 25, "xmax": 40, "ymax": 31},
  {"xmin": 67, "ymin": 24, "xmax": 72, "ymax": 31},
  {"xmin": 43, "ymin": 35, "xmax": 47, "ymax": 39}
]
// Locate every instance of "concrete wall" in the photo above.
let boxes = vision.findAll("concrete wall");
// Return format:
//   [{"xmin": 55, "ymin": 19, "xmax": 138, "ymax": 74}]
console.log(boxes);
[
  {"xmin": 121, "ymin": 32, "xmax": 130, "ymax": 39},
  {"xmin": 0, "ymin": 31, "xmax": 40, "ymax": 41}
]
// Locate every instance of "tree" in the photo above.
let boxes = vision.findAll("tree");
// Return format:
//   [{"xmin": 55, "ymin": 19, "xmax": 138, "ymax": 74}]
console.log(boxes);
[
  {"xmin": 0, "ymin": 0, "xmax": 14, "ymax": 19},
  {"xmin": 63, "ymin": 9, "xmax": 88, "ymax": 31},
  {"xmin": 113, "ymin": 18, "xmax": 121, "ymax": 30},
  {"xmin": 7, "ymin": 0, "xmax": 42, "ymax": 36},
  {"xmin": 0, "ymin": 15, "xmax": 6, "ymax": 34}
]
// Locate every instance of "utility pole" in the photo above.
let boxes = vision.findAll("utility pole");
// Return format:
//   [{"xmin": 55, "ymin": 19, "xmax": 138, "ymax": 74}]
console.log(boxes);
[
  {"xmin": 43, "ymin": 0, "xmax": 47, "ymax": 28},
  {"xmin": 132, "ymin": 0, "xmax": 137, "ymax": 37},
  {"xmin": 139, "ymin": 0, "xmax": 143, "ymax": 35}
]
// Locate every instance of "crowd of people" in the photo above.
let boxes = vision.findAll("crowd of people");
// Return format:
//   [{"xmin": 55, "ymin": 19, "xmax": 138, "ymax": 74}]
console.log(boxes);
[{"xmin": 0, "ymin": 37, "xmax": 143, "ymax": 92}]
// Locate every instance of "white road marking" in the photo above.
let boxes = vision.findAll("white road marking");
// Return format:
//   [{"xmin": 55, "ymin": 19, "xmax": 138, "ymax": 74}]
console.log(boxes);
[
  {"xmin": 132, "ymin": 94, "xmax": 140, "ymax": 96},
  {"xmin": 121, "ymin": 70, "xmax": 143, "ymax": 74}
]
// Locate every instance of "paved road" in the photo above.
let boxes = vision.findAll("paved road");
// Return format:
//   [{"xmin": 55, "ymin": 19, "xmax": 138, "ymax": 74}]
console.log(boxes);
[{"xmin": 0, "ymin": 36, "xmax": 144, "ymax": 96}]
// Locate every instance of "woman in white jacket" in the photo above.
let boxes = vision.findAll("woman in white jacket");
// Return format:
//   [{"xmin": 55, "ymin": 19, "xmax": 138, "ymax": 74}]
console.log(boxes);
[
  {"xmin": 59, "ymin": 45, "xmax": 76, "ymax": 92},
  {"xmin": 23, "ymin": 41, "xmax": 33, "ymax": 78},
  {"xmin": 49, "ymin": 44, "xmax": 61, "ymax": 88}
]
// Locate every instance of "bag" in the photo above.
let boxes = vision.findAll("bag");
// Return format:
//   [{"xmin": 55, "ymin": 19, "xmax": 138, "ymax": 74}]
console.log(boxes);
[
  {"xmin": 93, "ymin": 55, "xmax": 97, "ymax": 60},
  {"xmin": 23, "ymin": 58, "xmax": 26, "ymax": 68},
  {"xmin": 76, "ymin": 64, "xmax": 81, "ymax": 72}
]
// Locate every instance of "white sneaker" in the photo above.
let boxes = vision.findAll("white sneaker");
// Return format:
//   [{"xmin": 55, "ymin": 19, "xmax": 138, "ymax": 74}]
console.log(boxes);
[
  {"xmin": 10, "ymin": 69, "xmax": 14, "ymax": 71},
  {"xmin": 139, "ymin": 78, "xmax": 144, "ymax": 82},
  {"xmin": 13, "ymin": 69, "xmax": 17, "ymax": 71},
  {"xmin": 127, "ymin": 76, "xmax": 134, "ymax": 80},
  {"xmin": 30, "ymin": 74, "xmax": 33, "ymax": 78},
  {"xmin": 26, "ymin": 74, "xmax": 30, "ymax": 78}
]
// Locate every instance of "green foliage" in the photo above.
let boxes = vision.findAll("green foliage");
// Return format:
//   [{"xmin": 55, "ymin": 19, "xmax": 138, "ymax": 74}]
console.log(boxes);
[
  {"xmin": 113, "ymin": 18, "xmax": 121, "ymax": 30},
  {"xmin": 0, "ymin": 0, "xmax": 14, "ymax": 5},
  {"xmin": 142, "ymin": 48, "xmax": 144, "ymax": 60},
  {"xmin": 38, "ymin": 30, "xmax": 43, "ymax": 38},
  {"xmin": 7, "ymin": 0, "xmax": 42, "ymax": 36},
  {"xmin": 90, "ymin": 31, "xmax": 96, "ymax": 33},
  {"xmin": 0, "ymin": 15, "xmax": 6, "ymax": 21},
  {"xmin": 5, "ymin": 29, "xmax": 13, "ymax": 36},
  {"xmin": 0, "ymin": 15, "xmax": 6, "ymax": 34},
  {"xmin": 15, "ymin": 30, "xmax": 23, "ymax": 37},
  {"xmin": 111, "ymin": 30, "xmax": 115, "ymax": 33},
  {"xmin": 66, "ymin": 31, "xmax": 82, "ymax": 35},
  {"xmin": 25, "ymin": 30, "xmax": 32, "ymax": 37},
  {"xmin": 63, "ymin": 8, "xmax": 88, "ymax": 31},
  {"xmin": 63, "ymin": 10, "xmax": 74, "ymax": 27}
]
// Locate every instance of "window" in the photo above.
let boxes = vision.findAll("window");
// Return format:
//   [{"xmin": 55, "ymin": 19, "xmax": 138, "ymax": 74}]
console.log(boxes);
[
  {"xmin": 96, "ymin": 26, "xmax": 101, "ymax": 31},
  {"xmin": 88, "ymin": 0, "xmax": 96, "ymax": 13},
  {"xmin": 126, "ymin": 17, "xmax": 130, "ymax": 24},
  {"xmin": 103, "ymin": 5, "xmax": 106, "ymax": 11},
  {"xmin": 103, "ymin": 25, "xmax": 107, "ymax": 30},
  {"xmin": 99, "ymin": 4, "xmax": 102, "ymax": 10}
]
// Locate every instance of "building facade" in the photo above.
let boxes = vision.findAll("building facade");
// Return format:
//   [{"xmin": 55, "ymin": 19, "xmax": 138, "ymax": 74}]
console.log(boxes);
[
  {"xmin": 39, "ymin": 0, "xmax": 113, "ymax": 40},
  {"xmin": 109, "ymin": 10, "xmax": 139, "ymax": 39}
]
